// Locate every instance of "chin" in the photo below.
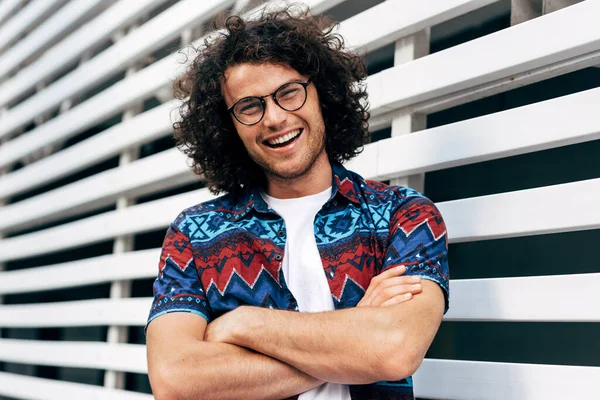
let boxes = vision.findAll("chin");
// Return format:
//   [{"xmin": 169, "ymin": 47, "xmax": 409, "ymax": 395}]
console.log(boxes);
[{"xmin": 267, "ymin": 160, "xmax": 314, "ymax": 181}]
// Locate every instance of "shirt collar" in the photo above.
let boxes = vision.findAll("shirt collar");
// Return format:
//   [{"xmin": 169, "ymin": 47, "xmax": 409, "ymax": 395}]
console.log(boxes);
[
  {"xmin": 232, "ymin": 185, "xmax": 270, "ymax": 220},
  {"xmin": 330, "ymin": 161, "xmax": 362, "ymax": 205},
  {"xmin": 232, "ymin": 162, "xmax": 361, "ymax": 220}
]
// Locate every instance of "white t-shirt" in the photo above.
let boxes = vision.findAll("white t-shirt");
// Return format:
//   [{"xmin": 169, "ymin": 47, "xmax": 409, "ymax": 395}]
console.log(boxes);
[{"xmin": 262, "ymin": 187, "xmax": 351, "ymax": 400}]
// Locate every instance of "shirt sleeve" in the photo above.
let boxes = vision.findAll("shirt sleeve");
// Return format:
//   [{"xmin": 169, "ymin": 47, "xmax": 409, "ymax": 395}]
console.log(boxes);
[
  {"xmin": 146, "ymin": 222, "xmax": 213, "ymax": 330},
  {"xmin": 383, "ymin": 195, "xmax": 450, "ymax": 313}
]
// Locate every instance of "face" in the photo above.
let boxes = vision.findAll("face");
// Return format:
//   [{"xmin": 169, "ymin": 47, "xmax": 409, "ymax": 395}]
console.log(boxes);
[{"xmin": 222, "ymin": 63, "xmax": 327, "ymax": 184}]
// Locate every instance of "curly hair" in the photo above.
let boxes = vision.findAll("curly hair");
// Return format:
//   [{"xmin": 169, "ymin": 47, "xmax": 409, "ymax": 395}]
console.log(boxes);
[{"xmin": 173, "ymin": 4, "xmax": 370, "ymax": 196}]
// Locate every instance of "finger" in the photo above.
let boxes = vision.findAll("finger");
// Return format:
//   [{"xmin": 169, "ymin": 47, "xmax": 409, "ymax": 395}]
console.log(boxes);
[
  {"xmin": 379, "ymin": 275, "xmax": 421, "ymax": 289},
  {"xmin": 373, "ymin": 265, "xmax": 407, "ymax": 282},
  {"xmin": 360, "ymin": 281, "xmax": 421, "ymax": 307},
  {"xmin": 367, "ymin": 265, "xmax": 406, "ymax": 290},
  {"xmin": 368, "ymin": 277, "xmax": 420, "ymax": 299},
  {"xmin": 381, "ymin": 292, "xmax": 412, "ymax": 306},
  {"xmin": 370, "ymin": 283, "xmax": 420, "ymax": 306},
  {"xmin": 380, "ymin": 283, "xmax": 422, "ymax": 299},
  {"xmin": 363, "ymin": 267, "xmax": 412, "ymax": 305}
]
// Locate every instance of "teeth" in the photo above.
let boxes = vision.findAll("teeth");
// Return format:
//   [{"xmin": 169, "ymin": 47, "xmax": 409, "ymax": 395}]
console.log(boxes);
[{"xmin": 268, "ymin": 129, "xmax": 301, "ymax": 145}]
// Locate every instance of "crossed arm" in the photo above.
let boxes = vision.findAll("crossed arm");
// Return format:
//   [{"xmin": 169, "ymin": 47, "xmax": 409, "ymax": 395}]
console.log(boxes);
[
  {"xmin": 147, "ymin": 313, "xmax": 321, "ymax": 400},
  {"xmin": 146, "ymin": 267, "xmax": 444, "ymax": 400}
]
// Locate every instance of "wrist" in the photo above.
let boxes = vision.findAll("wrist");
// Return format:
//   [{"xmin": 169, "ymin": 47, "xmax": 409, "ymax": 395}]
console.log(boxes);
[{"xmin": 230, "ymin": 306, "xmax": 259, "ymax": 346}]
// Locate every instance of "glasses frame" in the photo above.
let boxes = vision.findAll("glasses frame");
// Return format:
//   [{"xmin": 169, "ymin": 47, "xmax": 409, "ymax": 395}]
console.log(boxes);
[{"xmin": 227, "ymin": 78, "xmax": 312, "ymax": 126}]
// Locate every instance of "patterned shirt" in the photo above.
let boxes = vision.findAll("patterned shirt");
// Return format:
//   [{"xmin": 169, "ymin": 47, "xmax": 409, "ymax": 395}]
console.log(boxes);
[{"xmin": 147, "ymin": 162, "xmax": 450, "ymax": 400}]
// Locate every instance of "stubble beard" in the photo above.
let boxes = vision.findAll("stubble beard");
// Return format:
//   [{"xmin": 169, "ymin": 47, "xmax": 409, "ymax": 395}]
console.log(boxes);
[{"xmin": 250, "ymin": 124, "xmax": 326, "ymax": 183}]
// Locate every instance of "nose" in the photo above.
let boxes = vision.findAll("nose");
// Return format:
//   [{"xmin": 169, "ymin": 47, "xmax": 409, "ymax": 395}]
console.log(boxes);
[{"xmin": 261, "ymin": 96, "xmax": 288, "ymax": 129}]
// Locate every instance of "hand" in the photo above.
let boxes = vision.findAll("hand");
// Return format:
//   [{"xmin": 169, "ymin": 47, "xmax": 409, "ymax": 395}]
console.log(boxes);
[
  {"xmin": 204, "ymin": 307, "xmax": 248, "ymax": 344},
  {"xmin": 357, "ymin": 265, "xmax": 422, "ymax": 307}
]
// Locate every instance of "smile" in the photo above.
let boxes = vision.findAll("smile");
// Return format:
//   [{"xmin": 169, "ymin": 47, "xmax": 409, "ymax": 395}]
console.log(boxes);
[{"xmin": 264, "ymin": 129, "xmax": 302, "ymax": 148}]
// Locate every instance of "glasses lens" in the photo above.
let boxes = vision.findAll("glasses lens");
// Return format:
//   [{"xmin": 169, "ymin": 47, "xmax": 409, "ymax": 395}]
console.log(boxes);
[
  {"xmin": 233, "ymin": 97, "xmax": 264, "ymax": 125},
  {"xmin": 275, "ymin": 82, "xmax": 306, "ymax": 111}
]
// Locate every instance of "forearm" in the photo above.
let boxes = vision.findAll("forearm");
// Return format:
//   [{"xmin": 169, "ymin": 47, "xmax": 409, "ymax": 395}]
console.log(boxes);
[
  {"xmin": 151, "ymin": 340, "xmax": 322, "ymax": 400},
  {"xmin": 227, "ymin": 306, "xmax": 407, "ymax": 384}
]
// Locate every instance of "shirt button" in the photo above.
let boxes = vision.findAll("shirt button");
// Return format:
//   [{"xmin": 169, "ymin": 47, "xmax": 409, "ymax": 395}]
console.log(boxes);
[
  {"xmin": 277, "ymin": 230, "xmax": 285, "ymax": 236},
  {"xmin": 275, "ymin": 254, "xmax": 282, "ymax": 261}
]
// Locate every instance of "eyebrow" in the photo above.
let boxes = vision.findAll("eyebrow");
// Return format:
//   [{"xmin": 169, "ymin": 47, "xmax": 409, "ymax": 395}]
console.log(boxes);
[{"xmin": 231, "ymin": 78, "xmax": 305, "ymax": 104}]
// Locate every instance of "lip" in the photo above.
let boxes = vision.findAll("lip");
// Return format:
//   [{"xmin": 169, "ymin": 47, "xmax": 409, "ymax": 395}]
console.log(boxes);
[
  {"xmin": 262, "ymin": 128, "xmax": 304, "ymax": 153},
  {"xmin": 262, "ymin": 128, "xmax": 303, "ymax": 145}
]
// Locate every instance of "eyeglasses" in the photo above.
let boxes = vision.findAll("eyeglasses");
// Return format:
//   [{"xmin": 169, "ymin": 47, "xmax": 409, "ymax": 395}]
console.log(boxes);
[{"xmin": 227, "ymin": 78, "xmax": 312, "ymax": 126}]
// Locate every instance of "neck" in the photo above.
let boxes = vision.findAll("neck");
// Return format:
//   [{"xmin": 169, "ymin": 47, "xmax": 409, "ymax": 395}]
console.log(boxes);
[{"xmin": 265, "ymin": 153, "xmax": 332, "ymax": 199}]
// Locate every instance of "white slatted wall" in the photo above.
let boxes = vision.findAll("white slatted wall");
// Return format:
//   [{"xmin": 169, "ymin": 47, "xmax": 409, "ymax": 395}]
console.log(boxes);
[{"xmin": 0, "ymin": 0, "xmax": 598, "ymax": 398}]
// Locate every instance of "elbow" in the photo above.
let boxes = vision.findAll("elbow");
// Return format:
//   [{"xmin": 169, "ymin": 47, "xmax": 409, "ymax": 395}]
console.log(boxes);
[
  {"xmin": 150, "ymin": 362, "xmax": 224, "ymax": 400},
  {"xmin": 149, "ymin": 364, "xmax": 204, "ymax": 400},
  {"xmin": 377, "ymin": 338, "xmax": 424, "ymax": 382},
  {"xmin": 384, "ymin": 357, "xmax": 423, "ymax": 381},
  {"xmin": 149, "ymin": 366, "xmax": 184, "ymax": 400},
  {"xmin": 152, "ymin": 388, "xmax": 182, "ymax": 400},
  {"xmin": 371, "ymin": 324, "xmax": 428, "ymax": 381}
]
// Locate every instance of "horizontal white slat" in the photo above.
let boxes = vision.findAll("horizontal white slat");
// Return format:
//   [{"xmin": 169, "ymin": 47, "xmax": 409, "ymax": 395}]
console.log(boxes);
[
  {"xmin": 0, "ymin": 0, "xmax": 63, "ymax": 52},
  {"xmin": 0, "ymin": 249, "xmax": 159, "ymax": 295},
  {"xmin": 0, "ymin": 148, "xmax": 198, "ymax": 232},
  {"xmin": 0, "ymin": 0, "xmax": 235, "ymax": 140},
  {"xmin": 0, "ymin": 188, "xmax": 214, "ymax": 263},
  {"xmin": 258, "ymin": 0, "xmax": 345, "ymax": 15},
  {"xmin": 2, "ymin": 175, "xmax": 600, "ymax": 262},
  {"xmin": 344, "ymin": 138, "xmax": 379, "ymax": 179},
  {"xmin": 437, "ymin": 177, "xmax": 600, "ymax": 243},
  {"xmin": 0, "ymin": 0, "xmax": 106, "ymax": 79},
  {"xmin": 414, "ymin": 359, "xmax": 600, "ymax": 399},
  {"xmin": 0, "ymin": 0, "xmax": 169, "ymax": 109},
  {"xmin": 318, "ymin": 1, "xmax": 350, "ymax": 14},
  {"xmin": 339, "ymin": 0, "xmax": 497, "ymax": 52},
  {"xmin": 444, "ymin": 273, "xmax": 600, "ymax": 322},
  {"xmin": 376, "ymin": 86, "xmax": 600, "ymax": 178},
  {"xmin": 0, "ymin": 371, "xmax": 153, "ymax": 400},
  {"xmin": 0, "ymin": 100, "xmax": 176, "ymax": 200},
  {"xmin": 0, "ymin": 0, "xmax": 480, "ymax": 172},
  {"xmin": 0, "ymin": 339, "xmax": 147, "ymax": 373},
  {"xmin": 0, "ymin": 0, "xmax": 24, "ymax": 27},
  {"xmin": 0, "ymin": 298, "xmax": 152, "ymax": 328},
  {"xmin": 368, "ymin": 0, "xmax": 600, "ymax": 129}
]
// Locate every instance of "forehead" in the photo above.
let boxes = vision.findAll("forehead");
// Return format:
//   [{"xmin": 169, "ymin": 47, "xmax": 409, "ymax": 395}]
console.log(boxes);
[{"xmin": 222, "ymin": 63, "xmax": 305, "ymax": 104}]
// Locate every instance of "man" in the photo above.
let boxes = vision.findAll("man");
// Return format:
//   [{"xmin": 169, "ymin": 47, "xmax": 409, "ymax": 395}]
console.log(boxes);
[{"xmin": 146, "ymin": 6, "xmax": 449, "ymax": 400}]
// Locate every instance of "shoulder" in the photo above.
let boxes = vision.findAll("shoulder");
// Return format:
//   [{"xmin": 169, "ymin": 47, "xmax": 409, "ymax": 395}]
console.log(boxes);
[
  {"xmin": 350, "ymin": 173, "xmax": 445, "ymax": 231},
  {"xmin": 356, "ymin": 174, "xmax": 432, "ymax": 209},
  {"xmin": 170, "ymin": 192, "xmax": 243, "ymax": 235}
]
